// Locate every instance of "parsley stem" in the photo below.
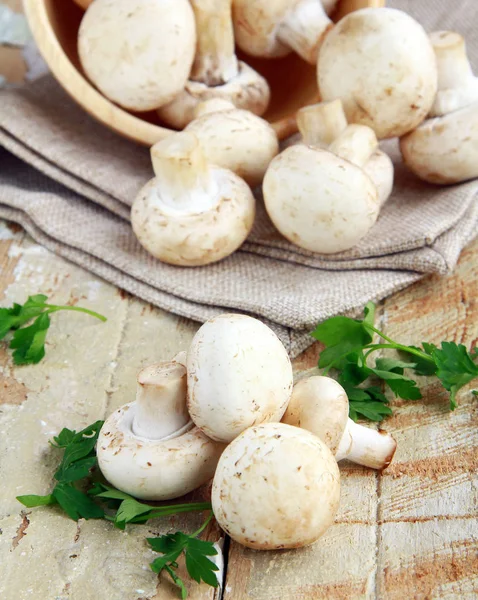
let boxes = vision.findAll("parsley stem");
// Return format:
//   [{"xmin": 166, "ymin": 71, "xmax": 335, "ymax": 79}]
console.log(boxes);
[
  {"xmin": 44, "ymin": 305, "xmax": 107, "ymax": 322},
  {"xmin": 363, "ymin": 326, "xmax": 435, "ymax": 363},
  {"xmin": 192, "ymin": 511, "xmax": 214, "ymax": 538}
]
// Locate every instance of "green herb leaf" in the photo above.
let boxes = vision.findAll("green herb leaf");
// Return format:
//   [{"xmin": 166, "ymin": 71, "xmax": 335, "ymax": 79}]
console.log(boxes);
[
  {"xmin": 16, "ymin": 493, "xmax": 57, "ymax": 508},
  {"xmin": 10, "ymin": 312, "xmax": 50, "ymax": 364},
  {"xmin": 432, "ymin": 342, "xmax": 478, "ymax": 409},
  {"xmin": 51, "ymin": 427, "xmax": 77, "ymax": 449},
  {"xmin": 53, "ymin": 483, "xmax": 105, "ymax": 520},
  {"xmin": 312, "ymin": 316, "xmax": 372, "ymax": 369},
  {"xmin": 148, "ymin": 521, "xmax": 219, "ymax": 598},
  {"xmin": 0, "ymin": 294, "xmax": 106, "ymax": 365},
  {"xmin": 55, "ymin": 456, "xmax": 98, "ymax": 483}
]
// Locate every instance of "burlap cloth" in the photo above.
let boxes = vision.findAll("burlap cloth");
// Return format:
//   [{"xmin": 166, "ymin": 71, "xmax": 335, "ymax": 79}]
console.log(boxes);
[{"xmin": 0, "ymin": 0, "xmax": 477, "ymax": 356}]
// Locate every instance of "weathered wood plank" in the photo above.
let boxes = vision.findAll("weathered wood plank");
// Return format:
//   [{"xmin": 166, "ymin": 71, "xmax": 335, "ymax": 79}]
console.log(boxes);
[{"xmin": 376, "ymin": 238, "xmax": 478, "ymax": 598}]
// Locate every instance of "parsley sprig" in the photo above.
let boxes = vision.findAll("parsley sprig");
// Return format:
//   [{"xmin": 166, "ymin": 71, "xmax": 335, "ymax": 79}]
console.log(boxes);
[
  {"xmin": 0, "ymin": 294, "xmax": 107, "ymax": 365},
  {"xmin": 16, "ymin": 422, "xmax": 216, "ymax": 598},
  {"xmin": 148, "ymin": 513, "xmax": 220, "ymax": 599},
  {"xmin": 312, "ymin": 302, "xmax": 478, "ymax": 421}
]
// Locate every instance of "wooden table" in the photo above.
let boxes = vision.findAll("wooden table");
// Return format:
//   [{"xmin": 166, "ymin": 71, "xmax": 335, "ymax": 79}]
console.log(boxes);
[{"xmin": 1, "ymin": 5, "xmax": 477, "ymax": 598}]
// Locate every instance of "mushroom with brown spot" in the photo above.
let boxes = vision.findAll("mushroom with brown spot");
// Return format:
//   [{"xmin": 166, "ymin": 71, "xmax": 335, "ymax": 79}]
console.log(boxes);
[
  {"xmin": 263, "ymin": 101, "xmax": 381, "ymax": 254},
  {"xmin": 131, "ymin": 132, "xmax": 256, "ymax": 266},
  {"xmin": 282, "ymin": 376, "xmax": 397, "ymax": 469},
  {"xmin": 157, "ymin": 0, "xmax": 270, "ymax": 129},
  {"xmin": 212, "ymin": 422, "xmax": 340, "ymax": 549},
  {"xmin": 97, "ymin": 354, "xmax": 225, "ymax": 501},
  {"xmin": 184, "ymin": 99, "xmax": 279, "ymax": 187},
  {"xmin": 400, "ymin": 31, "xmax": 478, "ymax": 185},
  {"xmin": 317, "ymin": 7, "xmax": 438, "ymax": 139},
  {"xmin": 232, "ymin": 0, "xmax": 333, "ymax": 65},
  {"xmin": 78, "ymin": 0, "xmax": 197, "ymax": 112},
  {"xmin": 187, "ymin": 314, "xmax": 294, "ymax": 443}
]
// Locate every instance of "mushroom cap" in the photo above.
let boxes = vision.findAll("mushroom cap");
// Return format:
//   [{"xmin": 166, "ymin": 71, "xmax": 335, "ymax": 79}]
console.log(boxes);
[
  {"xmin": 317, "ymin": 8, "xmax": 437, "ymax": 139},
  {"xmin": 78, "ymin": 0, "xmax": 196, "ymax": 111},
  {"xmin": 282, "ymin": 376, "xmax": 349, "ymax": 455},
  {"xmin": 185, "ymin": 109, "xmax": 279, "ymax": 187},
  {"xmin": 157, "ymin": 61, "xmax": 270, "ymax": 129},
  {"xmin": 232, "ymin": 0, "xmax": 298, "ymax": 59},
  {"xmin": 400, "ymin": 102, "xmax": 478, "ymax": 184},
  {"xmin": 186, "ymin": 314, "xmax": 293, "ymax": 443},
  {"xmin": 211, "ymin": 422, "xmax": 340, "ymax": 549},
  {"xmin": 363, "ymin": 149, "xmax": 394, "ymax": 207},
  {"xmin": 263, "ymin": 144, "xmax": 379, "ymax": 254},
  {"xmin": 131, "ymin": 165, "xmax": 255, "ymax": 266},
  {"xmin": 97, "ymin": 403, "xmax": 225, "ymax": 501}
]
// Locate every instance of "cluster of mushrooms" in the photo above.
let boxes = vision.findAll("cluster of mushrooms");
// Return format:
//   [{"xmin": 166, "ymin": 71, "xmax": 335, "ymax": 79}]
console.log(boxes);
[
  {"xmin": 97, "ymin": 314, "xmax": 396, "ymax": 549},
  {"xmin": 75, "ymin": 1, "xmax": 478, "ymax": 267}
]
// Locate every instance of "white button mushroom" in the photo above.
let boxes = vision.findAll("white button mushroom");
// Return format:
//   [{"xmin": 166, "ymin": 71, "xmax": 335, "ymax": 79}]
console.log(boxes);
[
  {"xmin": 296, "ymin": 100, "xmax": 394, "ymax": 206},
  {"xmin": 317, "ymin": 8, "xmax": 438, "ymax": 139},
  {"xmin": 78, "ymin": 0, "xmax": 196, "ymax": 112},
  {"xmin": 282, "ymin": 376, "xmax": 397, "ymax": 470},
  {"xmin": 400, "ymin": 31, "xmax": 478, "ymax": 185},
  {"xmin": 263, "ymin": 101, "xmax": 380, "ymax": 254},
  {"xmin": 97, "ymin": 356, "xmax": 225, "ymax": 501},
  {"xmin": 186, "ymin": 314, "xmax": 293, "ymax": 443},
  {"xmin": 184, "ymin": 99, "xmax": 279, "ymax": 187},
  {"xmin": 131, "ymin": 132, "xmax": 256, "ymax": 266},
  {"xmin": 157, "ymin": 0, "xmax": 270, "ymax": 129},
  {"xmin": 211, "ymin": 422, "xmax": 340, "ymax": 549},
  {"xmin": 232, "ymin": 0, "xmax": 333, "ymax": 65}
]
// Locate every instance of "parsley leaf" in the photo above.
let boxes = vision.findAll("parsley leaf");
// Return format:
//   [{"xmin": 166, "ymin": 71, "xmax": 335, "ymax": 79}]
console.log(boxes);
[
  {"xmin": 17, "ymin": 420, "xmax": 105, "ymax": 519},
  {"xmin": 0, "ymin": 294, "xmax": 106, "ymax": 365},
  {"xmin": 148, "ymin": 514, "xmax": 219, "ymax": 598},
  {"xmin": 312, "ymin": 303, "xmax": 478, "ymax": 421},
  {"xmin": 432, "ymin": 342, "xmax": 478, "ymax": 409}
]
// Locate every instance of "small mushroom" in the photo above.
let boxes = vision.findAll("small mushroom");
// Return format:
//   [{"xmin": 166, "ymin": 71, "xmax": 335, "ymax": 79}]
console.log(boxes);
[
  {"xmin": 157, "ymin": 0, "xmax": 269, "ymax": 129},
  {"xmin": 187, "ymin": 314, "xmax": 293, "ymax": 443},
  {"xmin": 263, "ymin": 102, "xmax": 380, "ymax": 254},
  {"xmin": 400, "ymin": 31, "xmax": 478, "ymax": 185},
  {"xmin": 211, "ymin": 422, "xmax": 340, "ymax": 549},
  {"xmin": 317, "ymin": 8, "xmax": 438, "ymax": 139},
  {"xmin": 297, "ymin": 100, "xmax": 394, "ymax": 206},
  {"xmin": 282, "ymin": 376, "xmax": 397, "ymax": 469},
  {"xmin": 131, "ymin": 132, "xmax": 256, "ymax": 266},
  {"xmin": 97, "ymin": 355, "xmax": 225, "ymax": 501},
  {"xmin": 232, "ymin": 0, "xmax": 333, "ymax": 65},
  {"xmin": 184, "ymin": 99, "xmax": 279, "ymax": 187},
  {"xmin": 78, "ymin": 0, "xmax": 196, "ymax": 112}
]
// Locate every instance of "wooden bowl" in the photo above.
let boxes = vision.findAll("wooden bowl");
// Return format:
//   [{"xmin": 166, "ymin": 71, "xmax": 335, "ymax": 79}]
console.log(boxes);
[{"xmin": 24, "ymin": 0, "xmax": 385, "ymax": 145}]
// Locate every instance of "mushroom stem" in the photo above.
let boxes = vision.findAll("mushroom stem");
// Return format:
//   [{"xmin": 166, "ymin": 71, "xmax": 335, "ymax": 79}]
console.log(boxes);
[
  {"xmin": 150, "ymin": 132, "xmax": 218, "ymax": 213},
  {"xmin": 329, "ymin": 125, "xmax": 378, "ymax": 168},
  {"xmin": 194, "ymin": 98, "xmax": 236, "ymax": 119},
  {"xmin": 429, "ymin": 31, "xmax": 478, "ymax": 117},
  {"xmin": 297, "ymin": 100, "xmax": 348, "ymax": 147},
  {"xmin": 132, "ymin": 359, "xmax": 192, "ymax": 441},
  {"xmin": 335, "ymin": 419, "xmax": 397, "ymax": 470},
  {"xmin": 277, "ymin": 0, "xmax": 333, "ymax": 65},
  {"xmin": 432, "ymin": 31, "xmax": 474, "ymax": 91},
  {"xmin": 189, "ymin": 0, "xmax": 238, "ymax": 86}
]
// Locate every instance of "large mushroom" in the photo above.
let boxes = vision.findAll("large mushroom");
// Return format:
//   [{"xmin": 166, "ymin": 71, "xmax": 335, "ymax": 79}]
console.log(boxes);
[
  {"xmin": 187, "ymin": 314, "xmax": 293, "ymax": 443},
  {"xmin": 78, "ymin": 0, "xmax": 196, "ymax": 112},
  {"xmin": 400, "ymin": 31, "xmax": 478, "ymax": 184},
  {"xmin": 263, "ymin": 102, "xmax": 380, "ymax": 254},
  {"xmin": 184, "ymin": 99, "xmax": 279, "ymax": 187},
  {"xmin": 131, "ymin": 132, "xmax": 256, "ymax": 266},
  {"xmin": 157, "ymin": 0, "xmax": 270, "ymax": 129},
  {"xmin": 232, "ymin": 0, "xmax": 333, "ymax": 65},
  {"xmin": 317, "ymin": 8, "xmax": 438, "ymax": 139},
  {"xmin": 282, "ymin": 376, "xmax": 397, "ymax": 469},
  {"xmin": 97, "ymin": 355, "xmax": 225, "ymax": 501},
  {"xmin": 212, "ymin": 423, "xmax": 340, "ymax": 549}
]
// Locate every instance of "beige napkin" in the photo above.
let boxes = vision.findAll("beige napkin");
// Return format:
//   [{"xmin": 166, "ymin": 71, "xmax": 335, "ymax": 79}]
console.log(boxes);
[{"xmin": 0, "ymin": 0, "xmax": 477, "ymax": 356}]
